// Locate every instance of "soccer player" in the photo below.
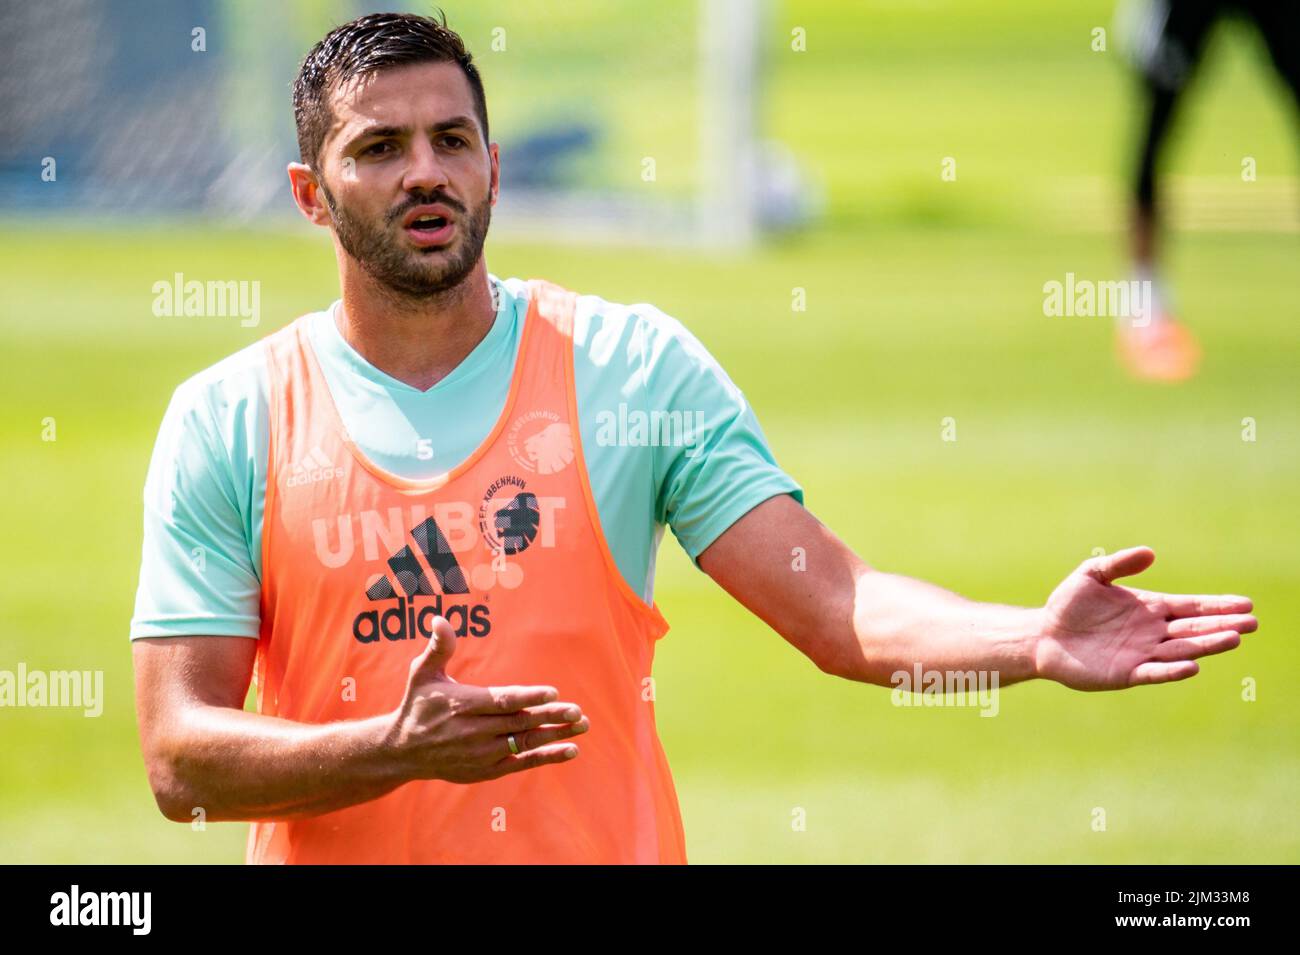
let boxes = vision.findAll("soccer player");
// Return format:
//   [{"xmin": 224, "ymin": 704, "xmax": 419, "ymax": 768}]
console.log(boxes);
[
  {"xmin": 1117, "ymin": 0, "xmax": 1298, "ymax": 380},
  {"xmin": 130, "ymin": 12, "xmax": 1258, "ymax": 864}
]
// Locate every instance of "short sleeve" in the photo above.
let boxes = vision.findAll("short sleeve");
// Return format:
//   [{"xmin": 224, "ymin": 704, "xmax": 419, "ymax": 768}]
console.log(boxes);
[
  {"xmin": 128, "ymin": 377, "xmax": 262, "ymax": 639},
  {"xmin": 638, "ymin": 305, "xmax": 804, "ymax": 566}
]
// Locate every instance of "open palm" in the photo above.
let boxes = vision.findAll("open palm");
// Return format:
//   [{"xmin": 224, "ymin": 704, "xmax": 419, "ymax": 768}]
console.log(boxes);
[{"xmin": 1037, "ymin": 547, "xmax": 1256, "ymax": 691}]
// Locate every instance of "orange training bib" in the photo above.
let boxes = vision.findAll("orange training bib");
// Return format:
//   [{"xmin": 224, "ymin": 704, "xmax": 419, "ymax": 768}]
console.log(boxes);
[{"xmin": 247, "ymin": 279, "xmax": 687, "ymax": 863}]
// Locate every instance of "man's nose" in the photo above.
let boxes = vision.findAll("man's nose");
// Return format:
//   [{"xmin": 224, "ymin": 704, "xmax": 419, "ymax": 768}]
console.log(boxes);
[{"xmin": 401, "ymin": 138, "xmax": 450, "ymax": 195}]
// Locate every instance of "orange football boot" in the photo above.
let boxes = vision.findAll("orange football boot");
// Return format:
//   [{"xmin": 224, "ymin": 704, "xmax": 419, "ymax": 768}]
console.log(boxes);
[{"xmin": 1117, "ymin": 313, "xmax": 1202, "ymax": 381}]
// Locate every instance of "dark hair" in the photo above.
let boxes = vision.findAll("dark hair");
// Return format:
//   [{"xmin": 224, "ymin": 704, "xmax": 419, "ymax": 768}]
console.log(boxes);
[{"xmin": 292, "ymin": 10, "xmax": 489, "ymax": 169}]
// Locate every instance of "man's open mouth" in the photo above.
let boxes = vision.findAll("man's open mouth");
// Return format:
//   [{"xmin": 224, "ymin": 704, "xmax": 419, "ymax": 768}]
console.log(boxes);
[
  {"xmin": 408, "ymin": 214, "xmax": 449, "ymax": 232},
  {"xmin": 402, "ymin": 208, "xmax": 456, "ymax": 246}
]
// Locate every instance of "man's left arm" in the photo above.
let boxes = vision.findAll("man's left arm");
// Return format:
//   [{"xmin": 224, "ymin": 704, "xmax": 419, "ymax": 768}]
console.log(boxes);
[{"xmin": 697, "ymin": 495, "xmax": 1257, "ymax": 691}]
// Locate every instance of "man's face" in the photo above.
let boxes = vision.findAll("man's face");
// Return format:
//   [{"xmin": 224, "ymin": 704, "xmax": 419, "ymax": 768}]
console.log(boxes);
[{"xmin": 312, "ymin": 60, "xmax": 496, "ymax": 298}]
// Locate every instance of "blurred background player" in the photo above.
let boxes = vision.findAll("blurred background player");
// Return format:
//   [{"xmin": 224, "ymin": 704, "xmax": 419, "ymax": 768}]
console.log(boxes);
[{"xmin": 1119, "ymin": 0, "xmax": 1298, "ymax": 380}]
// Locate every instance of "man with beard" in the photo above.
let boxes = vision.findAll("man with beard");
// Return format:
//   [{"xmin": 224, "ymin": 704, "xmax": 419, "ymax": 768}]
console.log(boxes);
[{"xmin": 129, "ymin": 12, "xmax": 1257, "ymax": 864}]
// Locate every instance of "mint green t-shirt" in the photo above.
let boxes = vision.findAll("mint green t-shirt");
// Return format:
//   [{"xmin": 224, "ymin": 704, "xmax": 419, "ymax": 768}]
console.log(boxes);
[{"xmin": 129, "ymin": 274, "xmax": 803, "ymax": 638}]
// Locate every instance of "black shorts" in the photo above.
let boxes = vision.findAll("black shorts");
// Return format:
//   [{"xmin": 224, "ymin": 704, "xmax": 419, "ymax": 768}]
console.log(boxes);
[{"xmin": 1131, "ymin": 0, "xmax": 1298, "ymax": 95}]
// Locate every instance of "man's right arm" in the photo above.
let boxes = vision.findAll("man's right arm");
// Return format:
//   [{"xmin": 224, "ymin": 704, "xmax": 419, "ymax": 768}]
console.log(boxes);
[
  {"xmin": 133, "ymin": 621, "xmax": 588, "ymax": 823},
  {"xmin": 133, "ymin": 635, "xmax": 402, "ymax": 821}
]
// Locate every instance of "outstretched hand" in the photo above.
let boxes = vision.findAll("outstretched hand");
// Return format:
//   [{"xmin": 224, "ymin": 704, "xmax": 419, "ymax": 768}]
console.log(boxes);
[{"xmin": 1036, "ymin": 547, "xmax": 1256, "ymax": 691}]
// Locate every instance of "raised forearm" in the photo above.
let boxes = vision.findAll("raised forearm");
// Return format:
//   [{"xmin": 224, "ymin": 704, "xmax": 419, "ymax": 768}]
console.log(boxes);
[
  {"xmin": 151, "ymin": 705, "xmax": 408, "ymax": 823},
  {"xmin": 697, "ymin": 495, "xmax": 1044, "ymax": 688},
  {"xmin": 702, "ymin": 497, "xmax": 1251, "ymax": 695},
  {"xmin": 834, "ymin": 569, "xmax": 1043, "ymax": 688}
]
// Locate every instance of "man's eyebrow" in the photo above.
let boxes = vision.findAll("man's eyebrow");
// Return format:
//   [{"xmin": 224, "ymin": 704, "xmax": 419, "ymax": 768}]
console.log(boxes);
[{"xmin": 348, "ymin": 116, "xmax": 479, "ymax": 145}]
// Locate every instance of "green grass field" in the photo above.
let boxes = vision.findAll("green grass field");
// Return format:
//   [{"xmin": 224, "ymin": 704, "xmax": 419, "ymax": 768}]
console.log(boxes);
[{"xmin": 1, "ymin": 1, "xmax": 1297, "ymax": 863}]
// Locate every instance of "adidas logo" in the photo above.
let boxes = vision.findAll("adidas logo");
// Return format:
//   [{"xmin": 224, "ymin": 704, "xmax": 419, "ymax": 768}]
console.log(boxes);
[
  {"xmin": 287, "ymin": 446, "xmax": 345, "ymax": 488},
  {"xmin": 352, "ymin": 516, "xmax": 492, "ymax": 644}
]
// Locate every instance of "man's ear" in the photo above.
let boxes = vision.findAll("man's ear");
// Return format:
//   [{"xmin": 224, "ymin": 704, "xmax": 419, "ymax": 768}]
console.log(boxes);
[
  {"xmin": 287, "ymin": 162, "xmax": 333, "ymax": 227},
  {"xmin": 488, "ymin": 142, "xmax": 500, "ymax": 206}
]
